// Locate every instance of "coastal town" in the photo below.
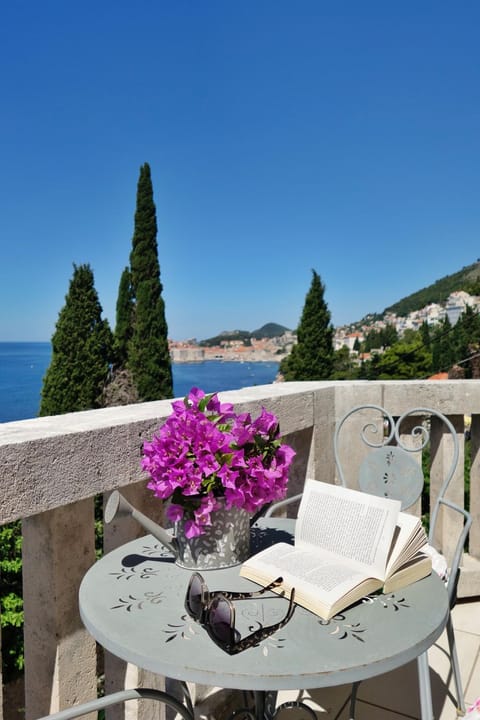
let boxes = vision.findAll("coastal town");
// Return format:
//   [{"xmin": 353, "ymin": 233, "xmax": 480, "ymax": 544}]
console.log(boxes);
[
  {"xmin": 169, "ymin": 290, "xmax": 480, "ymax": 363},
  {"xmin": 334, "ymin": 290, "xmax": 480, "ymax": 351},
  {"xmin": 169, "ymin": 331, "xmax": 296, "ymax": 363}
]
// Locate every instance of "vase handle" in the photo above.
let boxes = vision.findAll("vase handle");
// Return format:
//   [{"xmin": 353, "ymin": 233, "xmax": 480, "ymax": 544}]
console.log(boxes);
[{"xmin": 105, "ymin": 490, "xmax": 178, "ymax": 558}]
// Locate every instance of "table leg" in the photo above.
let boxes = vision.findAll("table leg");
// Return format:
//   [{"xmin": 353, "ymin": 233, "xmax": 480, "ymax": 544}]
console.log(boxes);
[
  {"xmin": 225, "ymin": 690, "xmax": 276, "ymax": 720},
  {"xmin": 226, "ymin": 691, "xmax": 265, "ymax": 719},
  {"xmin": 253, "ymin": 691, "xmax": 317, "ymax": 720},
  {"xmin": 417, "ymin": 652, "xmax": 434, "ymax": 720},
  {"xmin": 227, "ymin": 690, "xmax": 316, "ymax": 720},
  {"xmin": 236, "ymin": 690, "xmax": 276, "ymax": 720}
]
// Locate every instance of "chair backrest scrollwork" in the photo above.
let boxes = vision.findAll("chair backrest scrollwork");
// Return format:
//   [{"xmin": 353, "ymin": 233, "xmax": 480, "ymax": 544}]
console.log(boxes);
[{"xmin": 334, "ymin": 405, "xmax": 458, "ymax": 512}]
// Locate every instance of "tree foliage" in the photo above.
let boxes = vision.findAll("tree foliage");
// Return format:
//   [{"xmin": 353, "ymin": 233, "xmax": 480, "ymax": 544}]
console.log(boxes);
[
  {"xmin": 0, "ymin": 523, "xmax": 24, "ymax": 680},
  {"xmin": 430, "ymin": 307, "xmax": 480, "ymax": 377},
  {"xmin": 431, "ymin": 316, "xmax": 453, "ymax": 374},
  {"xmin": 40, "ymin": 264, "xmax": 113, "ymax": 416},
  {"xmin": 113, "ymin": 266, "xmax": 134, "ymax": 367},
  {"xmin": 128, "ymin": 163, "xmax": 173, "ymax": 401},
  {"xmin": 280, "ymin": 270, "xmax": 334, "ymax": 380},
  {"xmin": 331, "ymin": 346, "xmax": 359, "ymax": 380},
  {"xmin": 375, "ymin": 341, "xmax": 432, "ymax": 380},
  {"xmin": 364, "ymin": 324, "xmax": 398, "ymax": 351}
]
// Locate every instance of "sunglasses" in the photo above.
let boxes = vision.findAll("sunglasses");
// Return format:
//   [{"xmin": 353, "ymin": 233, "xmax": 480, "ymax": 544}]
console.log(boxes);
[{"xmin": 185, "ymin": 572, "xmax": 296, "ymax": 655}]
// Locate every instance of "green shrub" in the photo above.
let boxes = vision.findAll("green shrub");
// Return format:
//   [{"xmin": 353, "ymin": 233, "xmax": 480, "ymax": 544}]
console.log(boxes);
[{"xmin": 0, "ymin": 521, "xmax": 24, "ymax": 680}]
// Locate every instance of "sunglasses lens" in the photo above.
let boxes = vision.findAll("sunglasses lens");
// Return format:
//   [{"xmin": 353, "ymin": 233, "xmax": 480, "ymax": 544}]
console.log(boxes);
[
  {"xmin": 209, "ymin": 597, "xmax": 232, "ymax": 646},
  {"xmin": 187, "ymin": 574, "xmax": 203, "ymax": 619}
]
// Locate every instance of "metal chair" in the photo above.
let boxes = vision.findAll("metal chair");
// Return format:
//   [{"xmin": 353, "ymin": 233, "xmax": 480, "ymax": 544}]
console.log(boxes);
[
  {"xmin": 264, "ymin": 405, "xmax": 472, "ymax": 719},
  {"xmin": 333, "ymin": 405, "xmax": 472, "ymax": 718}
]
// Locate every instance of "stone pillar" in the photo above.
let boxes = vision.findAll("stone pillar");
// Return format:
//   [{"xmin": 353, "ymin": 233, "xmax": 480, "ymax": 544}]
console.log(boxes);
[
  {"xmin": 307, "ymin": 387, "xmax": 336, "ymax": 485},
  {"xmin": 430, "ymin": 414, "xmax": 465, "ymax": 565},
  {"xmin": 22, "ymin": 499, "xmax": 97, "ymax": 720},
  {"xmin": 469, "ymin": 413, "xmax": 480, "ymax": 560},
  {"xmin": 283, "ymin": 426, "xmax": 312, "ymax": 510},
  {"xmin": 103, "ymin": 481, "xmax": 167, "ymax": 720}
]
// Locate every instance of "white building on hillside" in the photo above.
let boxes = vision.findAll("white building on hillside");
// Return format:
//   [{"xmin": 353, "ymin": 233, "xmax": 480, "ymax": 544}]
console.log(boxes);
[
  {"xmin": 334, "ymin": 330, "xmax": 364, "ymax": 351},
  {"xmin": 445, "ymin": 291, "xmax": 478, "ymax": 326}
]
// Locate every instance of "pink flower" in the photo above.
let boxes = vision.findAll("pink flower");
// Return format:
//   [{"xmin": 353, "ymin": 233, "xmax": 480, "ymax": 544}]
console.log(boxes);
[
  {"xmin": 253, "ymin": 408, "xmax": 279, "ymax": 435},
  {"xmin": 183, "ymin": 520, "xmax": 203, "ymax": 539},
  {"xmin": 193, "ymin": 494, "xmax": 220, "ymax": 527},
  {"xmin": 166, "ymin": 503, "xmax": 184, "ymax": 523},
  {"xmin": 142, "ymin": 387, "xmax": 296, "ymax": 535}
]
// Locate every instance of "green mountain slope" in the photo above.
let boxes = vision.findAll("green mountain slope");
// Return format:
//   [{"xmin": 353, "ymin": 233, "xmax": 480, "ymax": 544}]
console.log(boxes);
[
  {"xmin": 383, "ymin": 261, "xmax": 480, "ymax": 318},
  {"xmin": 199, "ymin": 330, "xmax": 251, "ymax": 347},
  {"xmin": 200, "ymin": 322, "xmax": 290, "ymax": 346}
]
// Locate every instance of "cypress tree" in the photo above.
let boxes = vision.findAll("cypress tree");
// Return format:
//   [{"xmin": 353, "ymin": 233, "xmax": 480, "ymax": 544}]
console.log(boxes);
[
  {"xmin": 128, "ymin": 163, "xmax": 173, "ymax": 400},
  {"xmin": 419, "ymin": 321, "xmax": 431, "ymax": 349},
  {"xmin": 280, "ymin": 269, "xmax": 334, "ymax": 381},
  {"xmin": 113, "ymin": 266, "xmax": 134, "ymax": 367},
  {"xmin": 452, "ymin": 306, "xmax": 480, "ymax": 378},
  {"xmin": 432, "ymin": 316, "xmax": 454, "ymax": 373},
  {"xmin": 40, "ymin": 263, "xmax": 113, "ymax": 416}
]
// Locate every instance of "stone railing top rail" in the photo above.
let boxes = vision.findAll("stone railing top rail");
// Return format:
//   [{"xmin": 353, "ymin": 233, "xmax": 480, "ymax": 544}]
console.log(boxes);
[
  {"xmin": 1, "ymin": 379, "xmax": 479, "ymax": 525},
  {"xmin": 0, "ymin": 381, "xmax": 328, "ymax": 445}
]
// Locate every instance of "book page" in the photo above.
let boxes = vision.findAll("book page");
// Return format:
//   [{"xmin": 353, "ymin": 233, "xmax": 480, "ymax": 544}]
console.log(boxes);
[
  {"xmin": 241, "ymin": 542, "xmax": 372, "ymax": 601},
  {"xmin": 385, "ymin": 512, "xmax": 428, "ymax": 577},
  {"xmin": 295, "ymin": 480, "xmax": 401, "ymax": 578}
]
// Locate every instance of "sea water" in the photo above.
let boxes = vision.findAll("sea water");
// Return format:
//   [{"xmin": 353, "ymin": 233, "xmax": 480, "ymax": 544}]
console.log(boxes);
[
  {"xmin": 0, "ymin": 343, "xmax": 279, "ymax": 423},
  {"xmin": 172, "ymin": 360, "xmax": 280, "ymax": 399},
  {"xmin": 0, "ymin": 342, "xmax": 52, "ymax": 423}
]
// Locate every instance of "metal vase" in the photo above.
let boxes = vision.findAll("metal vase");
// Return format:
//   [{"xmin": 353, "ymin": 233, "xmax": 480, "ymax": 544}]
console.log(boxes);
[{"xmin": 174, "ymin": 499, "xmax": 251, "ymax": 570}]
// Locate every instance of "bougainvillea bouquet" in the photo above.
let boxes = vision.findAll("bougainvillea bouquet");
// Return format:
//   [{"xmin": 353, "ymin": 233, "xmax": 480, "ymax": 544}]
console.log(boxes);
[{"xmin": 141, "ymin": 387, "xmax": 296, "ymax": 538}]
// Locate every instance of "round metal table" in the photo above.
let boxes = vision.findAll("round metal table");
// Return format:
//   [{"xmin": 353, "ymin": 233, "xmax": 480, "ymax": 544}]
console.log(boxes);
[{"xmin": 79, "ymin": 520, "xmax": 449, "ymax": 719}]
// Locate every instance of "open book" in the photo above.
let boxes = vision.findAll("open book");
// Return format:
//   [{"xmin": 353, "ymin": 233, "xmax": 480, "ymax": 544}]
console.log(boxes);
[{"xmin": 241, "ymin": 479, "xmax": 432, "ymax": 620}]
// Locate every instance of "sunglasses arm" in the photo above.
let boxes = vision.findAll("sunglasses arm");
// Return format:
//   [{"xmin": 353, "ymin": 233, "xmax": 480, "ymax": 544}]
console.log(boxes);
[
  {"xmin": 223, "ymin": 589, "xmax": 296, "ymax": 655},
  {"xmin": 217, "ymin": 577, "xmax": 284, "ymax": 601}
]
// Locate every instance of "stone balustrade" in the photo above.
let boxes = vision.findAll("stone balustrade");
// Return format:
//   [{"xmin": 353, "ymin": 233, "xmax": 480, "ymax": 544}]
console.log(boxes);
[{"xmin": 0, "ymin": 380, "xmax": 479, "ymax": 720}]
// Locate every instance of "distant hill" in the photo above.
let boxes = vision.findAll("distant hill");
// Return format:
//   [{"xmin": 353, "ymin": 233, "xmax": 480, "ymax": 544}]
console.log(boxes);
[
  {"xmin": 382, "ymin": 261, "xmax": 480, "ymax": 319},
  {"xmin": 199, "ymin": 330, "xmax": 251, "ymax": 347},
  {"xmin": 251, "ymin": 322, "xmax": 290, "ymax": 338},
  {"xmin": 200, "ymin": 322, "xmax": 290, "ymax": 347}
]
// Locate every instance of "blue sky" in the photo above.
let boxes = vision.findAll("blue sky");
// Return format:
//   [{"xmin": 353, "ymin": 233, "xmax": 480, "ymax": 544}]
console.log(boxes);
[{"xmin": 1, "ymin": 2, "xmax": 479, "ymax": 342}]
